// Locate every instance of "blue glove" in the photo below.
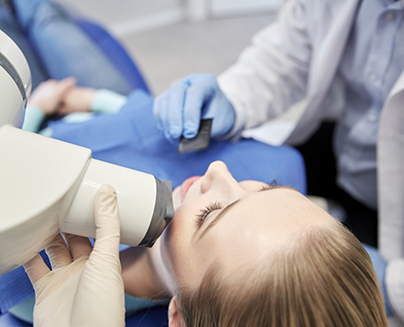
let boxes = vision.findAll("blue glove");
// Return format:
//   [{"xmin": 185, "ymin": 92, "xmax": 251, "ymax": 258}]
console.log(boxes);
[
  {"xmin": 362, "ymin": 243, "xmax": 394, "ymax": 316},
  {"xmin": 153, "ymin": 74, "xmax": 236, "ymax": 142}
]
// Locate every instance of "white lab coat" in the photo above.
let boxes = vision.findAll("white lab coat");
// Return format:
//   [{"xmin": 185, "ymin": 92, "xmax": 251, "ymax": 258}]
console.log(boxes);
[{"xmin": 218, "ymin": 0, "xmax": 404, "ymax": 325}]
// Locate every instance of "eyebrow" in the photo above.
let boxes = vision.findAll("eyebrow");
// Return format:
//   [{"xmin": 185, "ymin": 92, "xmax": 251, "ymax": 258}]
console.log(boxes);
[{"xmin": 198, "ymin": 185, "xmax": 298, "ymax": 240}]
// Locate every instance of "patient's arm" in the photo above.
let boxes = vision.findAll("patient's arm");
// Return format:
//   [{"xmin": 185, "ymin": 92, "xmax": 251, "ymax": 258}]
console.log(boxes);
[
  {"xmin": 58, "ymin": 86, "xmax": 97, "ymax": 115},
  {"xmin": 23, "ymin": 78, "xmax": 76, "ymax": 132},
  {"xmin": 60, "ymin": 87, "xmax": 127, "ymax": 115},
  {"xmin": 28, "ymin": 78, "xmax": 77, "ymax": 115},
  {"xmin": 120, "ymin": 237, "xmax": 174, "ymax": 299}
]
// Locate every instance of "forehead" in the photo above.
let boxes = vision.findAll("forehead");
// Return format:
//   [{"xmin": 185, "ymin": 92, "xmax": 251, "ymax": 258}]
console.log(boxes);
[
  {"xmin": 210, "ymin": 188, "xmax": 332, "ymax": 251},
  {"xmin": 197, "ymin": 188, "xmax": 332, "ymax": 255},
  {"xmin": 221, "ymin": 188, "xmax": 323, "ymax": 226}
]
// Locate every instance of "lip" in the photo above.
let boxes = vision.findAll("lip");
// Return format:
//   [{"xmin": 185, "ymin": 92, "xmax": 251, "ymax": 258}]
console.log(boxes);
[{"xmin": 180, "ymin": 176, "xmax": 201, "ymax": 202}]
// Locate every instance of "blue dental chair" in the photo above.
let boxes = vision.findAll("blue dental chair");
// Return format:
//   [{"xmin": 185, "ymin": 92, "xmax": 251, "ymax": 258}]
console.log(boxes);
[
  {"xmin": 0, "ymin": 15, "xmax": 306, "ymax": 327},
  {"xmin": 73, "ymin": 18, "xmax": 150, "ymax": 94}
]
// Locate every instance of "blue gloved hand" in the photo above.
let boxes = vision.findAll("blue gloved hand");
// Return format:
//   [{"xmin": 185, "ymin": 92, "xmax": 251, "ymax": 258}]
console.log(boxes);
[
  {"xmin": 362, "ymin": 243, "xmax": 394, "ymax": 316},
  {"xmin": 153, "ymin": 74, "xmax": 236, "ymax": 142}
]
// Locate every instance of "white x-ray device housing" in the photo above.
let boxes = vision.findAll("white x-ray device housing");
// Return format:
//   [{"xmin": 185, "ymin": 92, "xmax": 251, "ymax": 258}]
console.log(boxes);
[{"xmin": 0, "ymin": 30, "xmax": 173, "ymax": 275}]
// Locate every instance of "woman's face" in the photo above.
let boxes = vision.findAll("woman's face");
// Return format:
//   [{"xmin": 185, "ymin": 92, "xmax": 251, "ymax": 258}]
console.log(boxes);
[{"xmin": 161, "ymin": 161, "xmax": 333, "ymax": 290}]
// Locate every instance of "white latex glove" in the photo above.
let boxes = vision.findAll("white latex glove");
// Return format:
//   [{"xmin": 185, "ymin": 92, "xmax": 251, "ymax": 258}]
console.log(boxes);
[{"xmin": 24, "ymin": 184, "xmax": 125, "ymax": 327}]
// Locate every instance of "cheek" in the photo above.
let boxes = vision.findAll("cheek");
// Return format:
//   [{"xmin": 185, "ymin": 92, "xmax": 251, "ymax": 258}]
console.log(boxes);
[
  {"xmin": 161, "ymin": 222, "xmax": 185, "ymax": 284},
  {"xmin": 172, "ymin": 186, "xmax": 182, "ymax": 210},
  {"xmin": 161, "ymin": 213, "xmax": 182, "ymax": 263},
  {"xmin": 160, "ymin": 226, "xmax": 174, "ymax": 276},
  {"xmin": 161, "ymin": 207, "xmax": 196, "ymax": 279}
]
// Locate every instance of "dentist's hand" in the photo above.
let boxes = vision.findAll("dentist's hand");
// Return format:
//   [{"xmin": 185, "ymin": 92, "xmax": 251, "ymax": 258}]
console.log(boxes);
[
  {"xmin": 362, "ymin": 244, "xmax": 394, "ymax": 317},
  {"xmin": 153, "ymin": 74, "xmax": 236, "ymax": 142},
  {"xmin": 24, "ymin": 185, "xmax": 125, "ymax": 327}
]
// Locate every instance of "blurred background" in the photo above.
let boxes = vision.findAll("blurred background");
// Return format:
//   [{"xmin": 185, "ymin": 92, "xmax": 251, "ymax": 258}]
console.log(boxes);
[{"xmin": 53, "ymin": 0, "xmax": 281, "ymax": 95}]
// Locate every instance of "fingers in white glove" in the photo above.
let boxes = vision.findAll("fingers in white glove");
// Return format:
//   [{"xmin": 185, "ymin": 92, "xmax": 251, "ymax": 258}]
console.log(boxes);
[
  {"xmin": 63, "ymin": 234, "xmax": 93, "ymax": 261},
  {"xmin": 24, "ymin": 254, "xmax": 50, "ymax": 285},
  {"xmin": 92, "ymin": 184, "xmax": 121, "ymax": 258},
  {"xmin": 45, "ymin": 233, "xmax": 72, "ymax": 269}
]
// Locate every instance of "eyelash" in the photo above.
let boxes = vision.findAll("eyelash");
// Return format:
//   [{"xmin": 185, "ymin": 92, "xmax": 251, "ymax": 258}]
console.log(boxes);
[
  {"xmin": 195, "ymin": 201, "xmax": 223, "ymax": 227},
  {"xmin": 260, "ymin": 180, "xmax": 279, "ymax": 191}
]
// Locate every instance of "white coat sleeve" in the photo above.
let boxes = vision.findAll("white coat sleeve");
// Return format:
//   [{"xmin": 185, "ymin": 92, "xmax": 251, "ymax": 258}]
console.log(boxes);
[
  {"xmin": 386, "ymin": 260, "xmax": 404, "ymax": 324},
  {"xmin": 218, "ymin": 0, "xmax": 312, "ymax": 138}
]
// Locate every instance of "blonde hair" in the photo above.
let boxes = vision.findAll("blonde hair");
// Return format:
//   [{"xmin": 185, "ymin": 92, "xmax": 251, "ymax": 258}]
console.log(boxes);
[{"xmin": 178, "ymin": 221, "xmax": 387, "ymax": 327}]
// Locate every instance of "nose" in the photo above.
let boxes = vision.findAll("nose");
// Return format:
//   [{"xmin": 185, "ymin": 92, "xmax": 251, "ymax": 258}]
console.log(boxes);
[{"xmin": 200, "ymin": 161, "xmax": 240, "ymax": 194}]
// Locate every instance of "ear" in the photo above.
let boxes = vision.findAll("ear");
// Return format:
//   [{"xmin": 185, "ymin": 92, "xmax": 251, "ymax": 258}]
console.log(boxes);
[{"xmin": 168, "ymin": 296, "xmax": 185, "ymax": 327}]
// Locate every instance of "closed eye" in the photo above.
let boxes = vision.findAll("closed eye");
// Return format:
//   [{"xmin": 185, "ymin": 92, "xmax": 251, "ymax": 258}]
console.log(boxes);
[
  {"xmin": 259, "ymin": 180, "xmax": 279, "ymax": 191},
  {"xmin": 195, "ymin": 201, "xmax": 223, "ymax": 227}
]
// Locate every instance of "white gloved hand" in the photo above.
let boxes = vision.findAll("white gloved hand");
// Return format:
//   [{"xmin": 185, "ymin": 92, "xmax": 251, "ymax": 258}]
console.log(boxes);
[{"xmin": 24, "ymin": 184, "xmax": 125, "ymax": 327}]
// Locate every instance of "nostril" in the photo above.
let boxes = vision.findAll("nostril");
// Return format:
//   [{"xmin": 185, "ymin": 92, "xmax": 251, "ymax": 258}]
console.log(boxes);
[{"xmin": 200, "ymin": 176, "xmax": 211, "ymax": 193}]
